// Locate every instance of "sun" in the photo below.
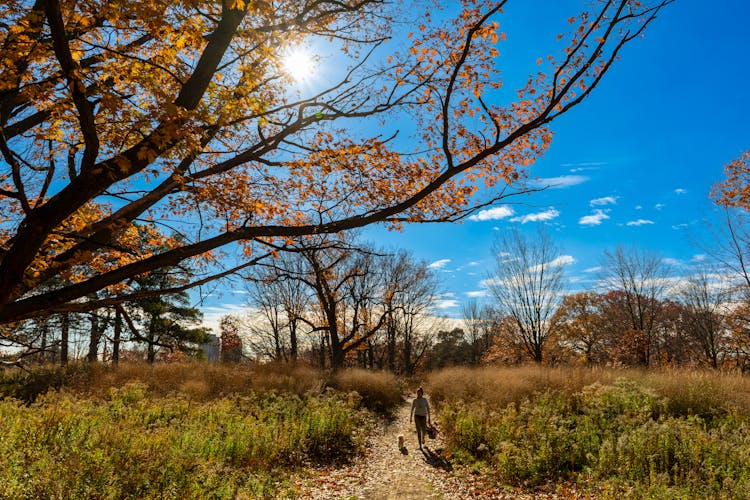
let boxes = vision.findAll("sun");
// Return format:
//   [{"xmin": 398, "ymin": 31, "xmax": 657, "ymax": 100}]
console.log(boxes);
[{"xmin": 281, "ymin": 46, "xmax": 317, "ymax": 83}]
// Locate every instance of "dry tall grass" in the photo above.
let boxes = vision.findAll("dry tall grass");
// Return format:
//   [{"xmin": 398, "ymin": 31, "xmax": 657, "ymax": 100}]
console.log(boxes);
[
  {"xmin": 427, "ymin": 365, "xmax": 750, "ymax": 415},
  {"xmin": 0, "ymin": 362, "xmax": 406, "ymax": 415},
  {"xmin": 329, "ymin": 368, "xmax": 403, "ymax": 414}
]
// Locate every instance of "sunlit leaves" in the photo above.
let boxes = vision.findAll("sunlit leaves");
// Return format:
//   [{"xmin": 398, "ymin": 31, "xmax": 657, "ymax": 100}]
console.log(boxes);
[
  {"xmin": 0, "ymin": 0, "xmax": 669, "ymax": 321},
  {"xmin": 712, "ymin": 150, "xmax": 750, "ymax": 209}
]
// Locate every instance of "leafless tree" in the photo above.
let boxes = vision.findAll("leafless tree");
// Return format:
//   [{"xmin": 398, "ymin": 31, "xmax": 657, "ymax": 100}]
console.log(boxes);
[
  {"xmin": 379, "ymin": 250, "xmax": 439, "ymax": 373},
  {"xmin": 598, "ymin": 246, "xmax": 671, "ymax": 366},
  {"xmin": 488, "ymin": 227, "xmax": 567, "ymax": 363},
  {"xmin": 462, "ymin": 299, "xmax": 497, "ymax": 365},
  {"xmin": 679, "ymin": 270, "xmax": 730, "ymax": 369},
  {"xmin": 245, "ymin": 253, "xmax": 311, "ymax": 362}
]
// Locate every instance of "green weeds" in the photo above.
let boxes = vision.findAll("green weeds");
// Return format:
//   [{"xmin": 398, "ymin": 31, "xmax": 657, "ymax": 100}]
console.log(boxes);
[
  {"xmin": 0, "ymin": 380, "xmax": 367, "ymax": 498},
  {"xmin": 434, "ymin": 369, "xmax": 750, "ymax": 498}
]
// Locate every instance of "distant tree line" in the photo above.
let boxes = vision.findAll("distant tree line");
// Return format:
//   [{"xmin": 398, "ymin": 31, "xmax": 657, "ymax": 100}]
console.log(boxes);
[{"xmin": 0, "ymin": 268, "xmax": 211, "ymax": 365}]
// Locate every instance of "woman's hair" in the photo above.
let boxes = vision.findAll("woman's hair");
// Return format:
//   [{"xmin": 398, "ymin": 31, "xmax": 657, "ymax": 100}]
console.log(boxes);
[{"xmin": 417, "ymin": 387, "xmax": 423, "ymax": 393}]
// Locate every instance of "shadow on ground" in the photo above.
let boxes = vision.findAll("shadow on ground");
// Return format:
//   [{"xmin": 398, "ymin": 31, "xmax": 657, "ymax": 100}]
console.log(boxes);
[{"xmin": 420, "ymin": 446, "xmax": 453, "ymax": 471}]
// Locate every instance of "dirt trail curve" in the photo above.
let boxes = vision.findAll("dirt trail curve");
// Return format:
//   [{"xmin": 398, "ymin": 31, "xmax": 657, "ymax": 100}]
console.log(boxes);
[{"xmin": 294, "ymin": 399, "xmax": 542, "ymax": 499}]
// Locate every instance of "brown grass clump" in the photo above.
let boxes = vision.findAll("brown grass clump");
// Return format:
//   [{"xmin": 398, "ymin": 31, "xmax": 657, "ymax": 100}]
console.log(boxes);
[
  {"xmin": 427, "ymin": 365, "xmax": 619, "ymax": 409},
  {"xmin": 329, "ymin": 368, "xmax": 402, "ymax": 414},
  {"xmin": 640, "ymin": 368, "xmax": 750, "ymax": 417},
  {"xmin": 427, "ymin": 365, "xmax": 750, "ymax": 417},
  {"xmin": 0, "ymin": 361, "xmax": 326, "ymax": 403}
]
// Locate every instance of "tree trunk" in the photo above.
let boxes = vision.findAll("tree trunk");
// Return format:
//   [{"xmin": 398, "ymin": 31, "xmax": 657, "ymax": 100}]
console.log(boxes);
[
  {"xmin": 60, "ymin": 313, "xmax": 69, "ymax": 366},
  {"xmin": 113, "ymin": 308, "xmax": 122, "ymax": 365},
  {"xmin": 289, "ymin": 322, "xmax": 298, "ymax": 361},
  {"xmin": 87, "ymin": 312, "xmax": 100, "ymax": 362},
  {"xmin": 147, "ymin": 316, "xmax": 156, "ymax": 364},
  {"xmin": 403, "ymin": 334, "xmax": 412, "ymax": 375}
]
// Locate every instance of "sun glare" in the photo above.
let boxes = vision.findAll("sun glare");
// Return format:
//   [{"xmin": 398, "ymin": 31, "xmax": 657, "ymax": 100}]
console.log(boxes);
[{"xmin": 282, "ymin": 47, "xmax": 317, "ymax": 83}]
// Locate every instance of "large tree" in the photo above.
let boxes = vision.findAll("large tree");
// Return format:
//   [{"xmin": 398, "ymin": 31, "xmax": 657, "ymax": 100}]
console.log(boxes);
[
  {"xmin": 487, "ymin": 227, "xmax": 567, "ymax": 363},
  {"xmin": 598, "ymin": 246, "xmax": 671, "ymax": 366},
  {"xmin": 551, "ymin": 291, "xmax": 612, "ymax": 365},
  {"xmin": 0, "ymin": 0, "xmax": 670, "ymax": 323}
]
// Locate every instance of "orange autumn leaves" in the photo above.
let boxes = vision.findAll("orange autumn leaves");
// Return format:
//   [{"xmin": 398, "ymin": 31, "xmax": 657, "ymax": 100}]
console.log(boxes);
[
  {"xmin": 713, "ymin": 150, "xmax": 750, "ymax": 209},
  {"xmin": 0, "ymin": 1, "xmax": 671, "ymax": 321}
]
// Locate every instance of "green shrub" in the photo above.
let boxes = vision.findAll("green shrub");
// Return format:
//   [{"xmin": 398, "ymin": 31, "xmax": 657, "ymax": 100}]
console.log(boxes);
[
  {"xmin": 0, "ymin": 387, "xmax": 367, "ymax": 498},
  {"xmin": 435, "ymin": 368, "xmax": 750, "ymax": 498}
]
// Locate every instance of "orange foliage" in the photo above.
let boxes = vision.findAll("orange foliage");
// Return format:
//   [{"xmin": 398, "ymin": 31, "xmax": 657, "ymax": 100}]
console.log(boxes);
[
  {"xmin": 712, "ymin": 150, "xmax": 750, "ymax": 209},
  {"xmin": 0, "ymin": 0, "xmax": 671, "ymax": 322}
]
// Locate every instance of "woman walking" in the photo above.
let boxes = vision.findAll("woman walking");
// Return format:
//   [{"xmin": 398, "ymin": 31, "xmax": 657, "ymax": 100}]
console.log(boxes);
[{"xmin": 409, "ymin": 387, "xmax": 431, "ymax": 449}]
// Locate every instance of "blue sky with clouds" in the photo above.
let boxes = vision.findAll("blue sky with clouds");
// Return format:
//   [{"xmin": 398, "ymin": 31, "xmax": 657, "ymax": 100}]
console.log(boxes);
[
  {"xmin": 200, "ymin": 0, "xmax": 750, "ymax": 326},
  {"xmin": 361, "ymin": 0, "xmax": 750, "ymax": 316}
]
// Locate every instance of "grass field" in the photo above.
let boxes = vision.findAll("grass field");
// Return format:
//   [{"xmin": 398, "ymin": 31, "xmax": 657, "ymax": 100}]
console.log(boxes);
[
  {"xmin": 0, "ymin": 362, "xmax": 400, "ymax": 499},
  {"xmin": 428, "ymin": 366, "xmax": 750, "ymax": 498},
  {"xmin": 1, "ymin": 363, "xmax": 748, "ymax": 498}
]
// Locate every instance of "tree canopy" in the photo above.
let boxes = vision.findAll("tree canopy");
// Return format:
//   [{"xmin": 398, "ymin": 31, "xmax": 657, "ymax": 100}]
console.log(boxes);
[{"xmin": 0, "ymin": 0, "xmax": 670, "ymax": 323}]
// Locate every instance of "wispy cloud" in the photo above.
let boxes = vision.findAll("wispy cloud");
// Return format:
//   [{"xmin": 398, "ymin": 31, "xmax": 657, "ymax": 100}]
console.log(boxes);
[
  {"xmin": 561, "ymin": 161, "xmax": 608, "ymax": 172},
  {"xmin": 655, "ymin": 203, "xmax": 666, "ymax": 210},
  {"xmin": 583, "ymin": 266, "xmax": 602, "ymax": 273},
  {"xmin": 528, "ymin": 255, "xmax": 575, "ymax": 272},
  {"xmin": 627, "ymin": 219, "xmax": 655, "ymax": 226},
  {"xmin": 529, "ymin": 175, "xmax": 589, "ymax": 189},
  {"xmin": 579, "ymin": 209, "xmax": 610, "ymax": 226},
  {"xmin": 662, "ymin": 258, "xmax": 683, "ymax": 267},
  {"xmin": 674, "ymin": 188, "xmax": 688, "ymax": 195},
  {"xmin": 479, "ymin": 277, "xmax": 502, "ymax": 288},
  {"xmin": 590, "ymin": 196, "xmax": 617, "ymax": 207},
  {"xmin": 635, "ymin": 205, "xmax": 643, "ymax": 210},
  {"xmin": 510, "ymin": 208, "xmax": 560, "ymax": 224},
  {"xmin": 466, "ymin": 290, "xmax": 489, "ymax": 298},
  {"xmin": 433, "ymin": 299, "xmax": 459, "ymax": 309},
  {"xmin": 428, "ymin": 259, "xmax": 451, "ymax": 270},
  {"xmin": 672, "ymin": 223, "xmax": 688, "ymax": 230},
  {"xmin": 468, "ymin": 206, "xmax": 514, "ymax": 221},
  {"xmin": 692, "ymin": 254, "xmax": 707, "ymax": 262}
]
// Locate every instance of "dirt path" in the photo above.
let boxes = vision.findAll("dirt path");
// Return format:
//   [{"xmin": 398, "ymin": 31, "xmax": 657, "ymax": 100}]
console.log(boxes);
[{"xmin": 294, "ymin": 399, "xmax": 504, "ymax": 499}]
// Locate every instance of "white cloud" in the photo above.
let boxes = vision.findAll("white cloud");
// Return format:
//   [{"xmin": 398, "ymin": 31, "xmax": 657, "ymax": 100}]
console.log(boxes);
[
  {"xmin": 200, "ymin": 304, "xmax": 254, "ymax": 333},
  {"xmin": 469, "ymin": 206, "xmax": 514, "ymax": 221},
  {"xmin": 635, "ymin": 205, "xmax": 643, "ymax": 210},
  {"xmin": 510, "ymin": 208, "xmax": 560, "ymax": 224},
  {"xmin": 479, "ymin": 277, "xmax": 503, "ymax": 288},
  {"xmin": 590, "ymin": 196, "xmax": 617, "ymax": 207},
  {"xmin": 428, "ymin": 259, "xmax": 451, "ymax": 269},
  {"xmin": 433, "ymin": 299, "xmax": 459, "ymax": 309},
  {"xmin": 675, "ymin": 188, "xmax": 688, "ymax": 194},
  {"xmin": 466, "ymin": 290, "xmax": 489, "ymax": 298},
  {"xmin": 529, "ymin": 175, "xmax": 589, "ymax": 189},
  {"xmin": 561, "ymin": 161, "xmax": 608, "ymax": 171},
  {"xmin": 626, "ymin": 219, "xmax": 655, "ymax": 226},
  {"xmin": 579, "ymin": 209, "xmax": 610, "ymax": 226},
  {"xmin": 467, "ymin": 261, "xmax": 481, "ymax": 267},
  {"xmin": 655, "ymin": 203, "xmax": 666, "ymax": 210},
  {"xmin": 662, "ymin": 258, "xmax": 683, "ymax": 267},
  {"xmin": 583, "ymin": 266, "xmax": 602, "ymax": 273},
  {"xmin": 529, "ymin": 255, "xmax": 575, "ymax": 272},
  {"xmin": 692, "ymin": 254, "xmax": 707, "ymax": 262},
  {"xmin": 672, "ymin": 223, "xmax": 688, "ymax": 230}
]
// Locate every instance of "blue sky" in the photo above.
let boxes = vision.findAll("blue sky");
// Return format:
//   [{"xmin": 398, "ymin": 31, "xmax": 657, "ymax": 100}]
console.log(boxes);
[{"xmin": 201, "ymin": 0, "xmax": 750, "ymax": 326}]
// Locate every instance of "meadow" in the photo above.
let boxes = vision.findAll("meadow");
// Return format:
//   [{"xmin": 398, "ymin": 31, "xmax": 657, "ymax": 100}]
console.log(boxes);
[
  {"xmin": 429, "ymin": 366, "xmax": 750, "ymax": 498},
  {"xmin": 1, "ymin": 363, "xmax": 749, "ymax": 498}
]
